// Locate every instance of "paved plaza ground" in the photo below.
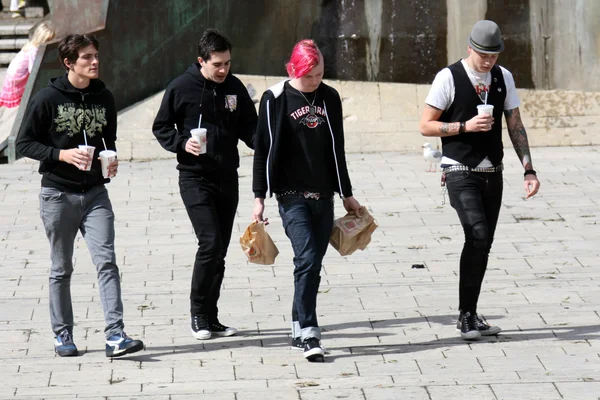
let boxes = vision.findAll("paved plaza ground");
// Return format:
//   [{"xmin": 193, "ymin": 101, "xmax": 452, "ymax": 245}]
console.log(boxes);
[{"xmin": 0, "ymin": 146, "xmax": 599, "ymax": 399}]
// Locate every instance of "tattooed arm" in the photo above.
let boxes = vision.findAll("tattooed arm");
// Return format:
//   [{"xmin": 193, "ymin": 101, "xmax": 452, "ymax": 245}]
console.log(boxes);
[
  {"xmin": 419, "ymin": 104, "xmax": 460, "ymax": 136},
  {"xmin": 504, "ymin": 107, "xmax": 533, "ymax": 169},
  {"xmin": 419, "ymin": 104, "xmax": 495, "ymax": 137},
  {"xmin": 504, "ymin": 107, "xmax": 540, "ymax": 198}
]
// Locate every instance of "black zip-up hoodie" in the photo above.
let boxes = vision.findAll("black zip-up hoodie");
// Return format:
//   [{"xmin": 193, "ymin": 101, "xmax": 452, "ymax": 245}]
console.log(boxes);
[
  {"xmin": 253, "ymin": 80, "xmax": 353, "ymax": 199},
  {"xmin": 152, "ymin": 63, "xmax": 257, "ymax": 176},
  {"xmin": 16, "ymin": 74, "xmax": 117, "ymax": 192}
]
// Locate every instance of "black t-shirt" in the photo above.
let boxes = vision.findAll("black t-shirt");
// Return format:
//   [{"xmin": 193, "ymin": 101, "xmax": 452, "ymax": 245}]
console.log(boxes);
[{"xmin": 274, "ymin": 82, "xmax": 336, "ymax": 194}]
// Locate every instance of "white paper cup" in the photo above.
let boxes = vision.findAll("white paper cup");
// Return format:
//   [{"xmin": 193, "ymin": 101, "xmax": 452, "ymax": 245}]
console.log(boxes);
[
  {"xmin": 190, "ymin": 128, "xmax": 207, "ymax": 154},
  {"xmin": 477, "ymin": 104, "xmax": 494, "ymax": 116},
  {"xmin": 78, "ymin": 145, "xmax": 95, "ymax": 171},
  {"xmin": 99, "ymin": 150, "xmax": 117, "ymax": 178}
]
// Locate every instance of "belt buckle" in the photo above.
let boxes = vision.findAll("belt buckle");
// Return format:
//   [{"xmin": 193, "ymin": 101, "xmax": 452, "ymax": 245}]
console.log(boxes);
[{"xmin": 303, "ymin": 191, "xmax": 320, "ymax": 200}]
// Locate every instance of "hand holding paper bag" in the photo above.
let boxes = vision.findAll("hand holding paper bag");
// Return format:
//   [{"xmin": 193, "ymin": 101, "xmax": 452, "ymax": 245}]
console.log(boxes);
[
  {"xmin": 329, "ymin": 206, "xmax": 378, "ymax": 256},
  {"xmin": 240, "ymin": 221, "xmax": 279, "ymax": 265}
]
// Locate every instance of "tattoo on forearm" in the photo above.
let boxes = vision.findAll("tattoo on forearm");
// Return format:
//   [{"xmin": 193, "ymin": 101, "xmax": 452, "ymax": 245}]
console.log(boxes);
[
  {"xmin": 505, "ymin": 107, "xmax": 533, "ymax": 169},
  {"xmin": 439, "ymin": 122, "xmax": 459, "ymax": 135}
]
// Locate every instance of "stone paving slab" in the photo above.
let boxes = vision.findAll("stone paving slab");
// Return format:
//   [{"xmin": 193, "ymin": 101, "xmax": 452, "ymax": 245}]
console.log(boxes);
[{"xmin": 0, "ymin": 146, "xmax": 599, "ymax": 399}]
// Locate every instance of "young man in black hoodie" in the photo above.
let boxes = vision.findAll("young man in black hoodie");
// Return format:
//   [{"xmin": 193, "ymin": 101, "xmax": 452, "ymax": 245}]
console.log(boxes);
[
  {"xmin": 252, "ymin": 39, "xmax": 361, "ymax": 362},
  {"xmin": 153, "ymin": 29, "xmax": 257, "ymax": 340},
  {"xmin": 16, "ymin": 34, "xmax": 144, "ymax": 357}
]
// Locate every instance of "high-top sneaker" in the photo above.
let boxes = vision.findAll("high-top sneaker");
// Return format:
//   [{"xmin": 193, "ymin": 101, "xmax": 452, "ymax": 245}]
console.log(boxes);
[
  {"xmin": 303, "ymin": 337, "xmax": 325, "ymax": 362},
  {"xmin": 457, "ymin": 312, "xmax": 501, "ymax": 336},
  {"xmin": 457, "ymin": 311, "xmax": 481, "ymax": 340},
  {"xmin": 191, "ymin": 314, "xmax": 211, "ymax": 340},
  {"xmin": 474, "ymin": 314, "xmax": 501, "ymax": 336},
  {"xmin": 291, "ymin": 337, "xmax": 304, "ymax": 350},
  {"xmin": 209, "ymin": 319, "xmax": 238, "ymax": 337}
]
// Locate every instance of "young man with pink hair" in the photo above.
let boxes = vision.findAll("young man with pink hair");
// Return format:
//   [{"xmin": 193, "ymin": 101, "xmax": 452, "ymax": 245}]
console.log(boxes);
[{"xmin": 252, "ymin": 39, "xmax": 361, "ymax": 362}]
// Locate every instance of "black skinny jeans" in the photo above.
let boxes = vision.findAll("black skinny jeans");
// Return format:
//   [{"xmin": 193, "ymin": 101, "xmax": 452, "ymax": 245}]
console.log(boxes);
[
  {"xmin": 446, "ymin": 170, "xmax": 503, "ymax": 314},
  {"xmin": 179, "ymin": 171, "xmax": 239, "ymax": 318}
]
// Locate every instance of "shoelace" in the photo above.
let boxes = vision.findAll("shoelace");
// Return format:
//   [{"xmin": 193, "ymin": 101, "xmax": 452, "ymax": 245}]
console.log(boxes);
[
  {"xmin": 475, "ymin": 315, "xmax": 490, "ymax": 328},
  {"xmin": 463, "ymin": 314, "xmax": 479, "ymax": 331},
  {"xmin": 193, "ymin": 316, "xmax": 208, "ymax": 331},
  {"xmin": 210, "ymin": 321, "xmax": 226, "ymax": 330},
  {"xmin": 58, "ymin": 330, "xmax": 73, "ymax": 345}
]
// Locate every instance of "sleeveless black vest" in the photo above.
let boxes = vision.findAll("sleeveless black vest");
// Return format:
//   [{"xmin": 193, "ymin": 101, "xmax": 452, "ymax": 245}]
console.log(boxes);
[{"xmin": 440, "ymin": 61, "xmax": 507, "ymax": 167}]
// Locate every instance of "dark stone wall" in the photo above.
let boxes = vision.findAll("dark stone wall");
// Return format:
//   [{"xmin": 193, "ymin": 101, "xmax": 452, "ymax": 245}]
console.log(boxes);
[
  {"xmin": 31, "ymin": 0, "xmax": 534, "ymax": 112},
  {"xmin": 485, "ymin": 0, "xmax": 532, "ymax": 88},
  {"xmin": 312, "ymin": 0, "xmax": 447, "ymax": 83}
]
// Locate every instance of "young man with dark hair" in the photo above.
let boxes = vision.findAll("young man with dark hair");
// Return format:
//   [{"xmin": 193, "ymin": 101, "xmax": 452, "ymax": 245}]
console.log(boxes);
[
  {"xmin": 153, "ymin": 29, "xmax": 257, "ymax": 340},
  {"xmin": 420, "ymin": 20, "xmax": 541, "ymax": 340},
  {"xmin": 16, "ymin": 34, "xmax": 144, "ymax": 357}
]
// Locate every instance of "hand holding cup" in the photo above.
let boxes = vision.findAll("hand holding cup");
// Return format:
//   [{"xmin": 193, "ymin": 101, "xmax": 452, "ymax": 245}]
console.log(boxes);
[
  {"xmin": 188, "ymin": 128, "xmax": 207, "ymax": 156},
  {"xmin": 59, "ymin": 147, "xmax": 92, "ymax": 168},
  {"xmin": 185, "ymin": 138, "xmax": 203, "ymax": 156},
  {"xmin": 466, "ymin": 105, "xmax": 495, "ymax": 132},
  {"xmin": 99, "ymin": 150, "xmax": 118, "ymax": 178},
  {"xmin": 77, "ymin": 145, "xmax": 95, "ymax": 170}
]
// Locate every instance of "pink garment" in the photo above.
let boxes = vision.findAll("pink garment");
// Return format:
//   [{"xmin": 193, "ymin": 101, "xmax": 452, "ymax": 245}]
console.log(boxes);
[{"xmin": 0, "ymin": 47, "xmax": 38, "ymax": 108}]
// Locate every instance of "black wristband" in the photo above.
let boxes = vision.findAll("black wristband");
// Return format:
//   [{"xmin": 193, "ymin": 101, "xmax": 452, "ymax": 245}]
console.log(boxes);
[
  {"xmin": 459, "ymin": 121, "xmax": 466, "ymax": 133},
  {"xmin": 524, "ymin": 169, "xmax": 537, "ymax": 177}
]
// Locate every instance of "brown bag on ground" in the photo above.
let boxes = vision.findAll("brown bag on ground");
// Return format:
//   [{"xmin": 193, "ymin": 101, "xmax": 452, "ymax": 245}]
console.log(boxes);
[
  {"xmin": 329, "ymin": 206, "xmax": 378, "ymax": 256},
  {"xmin": 240, "ymin": 221, "xmax": 279, "ymax": 265}
]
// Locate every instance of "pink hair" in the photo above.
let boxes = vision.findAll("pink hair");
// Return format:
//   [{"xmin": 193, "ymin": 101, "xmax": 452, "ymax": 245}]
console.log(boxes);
[{"xmin": 285, "ymin": 39, "xmax": 321, "ymax": 78}]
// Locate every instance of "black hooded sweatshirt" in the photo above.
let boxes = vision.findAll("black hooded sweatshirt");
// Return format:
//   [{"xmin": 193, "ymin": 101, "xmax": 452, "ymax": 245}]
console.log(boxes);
[
  {"xmin": 16, "ymin": 74, "xmax": 117, "ymax": 192},
  {"xmin": 152, "ymin": 63, "xmax": 257, "ymax": 177}
]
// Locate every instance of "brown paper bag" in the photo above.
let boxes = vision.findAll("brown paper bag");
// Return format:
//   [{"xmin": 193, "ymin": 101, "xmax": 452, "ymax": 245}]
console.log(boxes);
[
  {"xmin": 240, "ymin": 221, "xmax": 279, "ymax": 265},
  {"xmin": 329, "ymin": 206, "xmax": 378, "ymax": 256}
]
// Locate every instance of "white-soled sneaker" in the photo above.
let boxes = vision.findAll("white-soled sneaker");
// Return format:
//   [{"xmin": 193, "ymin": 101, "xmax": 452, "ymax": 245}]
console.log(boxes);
[
  {"xmin": 105, "ymin": 332, "xmax": 144, "ymax": 357},
  {"xmin": 303, "ymin": 337, "xmax": 325, "ymax": 362},
  {"xmin": 210, "ymin": 320, "xmax": 238, "ymax": 337},
  {"xmin": 191, "ymin": 315, "xmax": 211, "ymax": 340}
]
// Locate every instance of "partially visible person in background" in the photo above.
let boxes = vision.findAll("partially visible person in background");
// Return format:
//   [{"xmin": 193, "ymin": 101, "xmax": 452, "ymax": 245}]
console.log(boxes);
[
  {"xmin": 10, "ymin": 0, "xmax": 27, "ymax": 18},
  {"xmin": 0, "ymin": 21, "xmax": 55, "ymax": 108}
]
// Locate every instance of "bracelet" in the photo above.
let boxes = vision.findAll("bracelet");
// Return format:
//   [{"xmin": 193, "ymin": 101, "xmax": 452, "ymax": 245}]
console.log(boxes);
[
  {"xmin": 524, "ymin": 169, "xmax": 537, "ymax": 177},
  {"xmin": 459, "ymin": 121, "xmax": 466, "ymax": 133}
]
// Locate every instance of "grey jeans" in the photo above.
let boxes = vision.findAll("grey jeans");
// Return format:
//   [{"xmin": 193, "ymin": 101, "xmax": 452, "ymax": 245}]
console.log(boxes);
[{"xmin": 39, "ymin": 185, "xmax": 124, "ymax": 338}]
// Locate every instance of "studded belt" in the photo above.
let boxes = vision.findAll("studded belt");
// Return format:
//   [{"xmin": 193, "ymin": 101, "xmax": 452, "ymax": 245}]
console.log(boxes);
[
  {"xmin": 442, "ymin": 164, "xmax": 503, "ymax": 173},
  {"xmin": 275, "ymin": 190, "xmax": 331, "ymax": 200}
]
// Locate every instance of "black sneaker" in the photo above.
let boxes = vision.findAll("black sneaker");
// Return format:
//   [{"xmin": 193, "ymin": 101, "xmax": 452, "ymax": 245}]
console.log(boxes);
[
  {"xmin": 303, "ymin": 337, "xmax": 325, "ymax": 362},
  {"xmin": 54, "ymin": 328, "xmax": 78, "ymax": 357},
  {"xmin": 457, "ymin": 312, "xmax": 481, "ymax": 340},
  {"xmin": 191, "ymin": 315, "xmax": 211, "ymax": 340},
  {"xmin": 209, "ymin": 319, "xmax": 238, "ymax": 337},
  {"xmin": 474, "ymin": 314, "xmax": 501, "ymax": 336},
  {"xmin": 291, "ymin": 337, "xmax": 303, "ymax": 350},
  {"xmin": 456, "ymin": 312, "xmax": 501, "ymax": 336}
]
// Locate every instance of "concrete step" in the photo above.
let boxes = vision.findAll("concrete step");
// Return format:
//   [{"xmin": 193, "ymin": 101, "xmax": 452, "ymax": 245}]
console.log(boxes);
[
  {"xmin": 0, "ymin": 12, "xmax": 38, "ymax": 65},
  {"xmin": 0, "ymin": 22, "xmax": 34, "ymax": 36},
  {"xmin": 0, "ymin": 37, "xmax": 26, "ymax": 49}
]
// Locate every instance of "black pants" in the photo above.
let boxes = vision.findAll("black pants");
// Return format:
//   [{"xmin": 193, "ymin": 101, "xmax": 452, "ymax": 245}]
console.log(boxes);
[
  {"xmin": 179, "ymin": 171, "xmax": 239, "ymax": 318},
  {"xmin": 446, "ymin": 170, "xmax": 503, "ymax": 314}
]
